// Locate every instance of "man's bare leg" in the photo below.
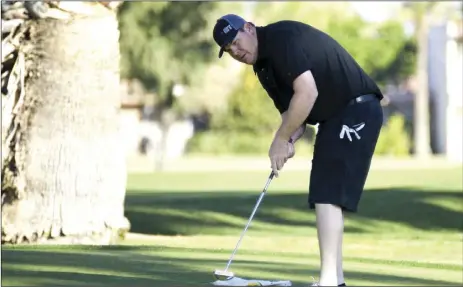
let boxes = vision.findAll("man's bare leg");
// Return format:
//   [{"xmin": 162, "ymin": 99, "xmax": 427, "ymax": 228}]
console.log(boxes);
[
  {"xmin": 337, "ymin": 211, "xmax": 345, "ymax": 286},
  {"xmin": 316, "ymin": 203, "xmax": 344, "ymax": 286}
]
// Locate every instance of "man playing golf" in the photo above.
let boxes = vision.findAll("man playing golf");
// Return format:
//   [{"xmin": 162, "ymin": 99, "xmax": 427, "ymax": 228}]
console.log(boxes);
[{"xmin": 212, "ymin": 14, "xmax": 384, "ymax": 286}]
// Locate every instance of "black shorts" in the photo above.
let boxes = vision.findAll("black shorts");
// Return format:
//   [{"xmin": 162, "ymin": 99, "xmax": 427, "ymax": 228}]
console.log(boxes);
[{"xmin": 308, "ymin": 94, "xmax": 383, "ymax": 212}]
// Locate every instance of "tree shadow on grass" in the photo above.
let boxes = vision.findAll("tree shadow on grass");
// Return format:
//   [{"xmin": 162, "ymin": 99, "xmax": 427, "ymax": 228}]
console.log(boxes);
[
  {"xmin": 2, "ymin": 247, "xmax": 460, "ymax": 286},
  {"xmin": 355, "ymin": 188, "xmax": 463, "ymax": 231},
  {"xmin": 1, "ymin": 247, "xmax": 208, "ymax": 286},
  {"xmin": 124, "ymin": 187, "xmax": 463, "ymax": 236}
]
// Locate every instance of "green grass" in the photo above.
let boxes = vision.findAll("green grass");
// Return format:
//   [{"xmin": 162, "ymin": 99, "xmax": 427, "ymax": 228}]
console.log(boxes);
[{"xmin": 2, "ymin": 167, "xmax": 463, "ymax": 286}]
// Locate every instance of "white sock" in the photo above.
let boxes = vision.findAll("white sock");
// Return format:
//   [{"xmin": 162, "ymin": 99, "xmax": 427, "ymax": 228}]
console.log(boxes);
[
  {"xmin": 315, "ymin": 203, "xmax": 344, "ymax": 286},
  {"xmin": 337, "ymin": 211, "xmax": 345, "ymax": 285}
]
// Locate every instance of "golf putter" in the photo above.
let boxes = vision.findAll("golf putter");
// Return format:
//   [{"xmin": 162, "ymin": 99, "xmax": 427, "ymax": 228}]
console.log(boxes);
[{"xmin": 213, "ymin": 170, "xmax": 275, "ymax": 281}]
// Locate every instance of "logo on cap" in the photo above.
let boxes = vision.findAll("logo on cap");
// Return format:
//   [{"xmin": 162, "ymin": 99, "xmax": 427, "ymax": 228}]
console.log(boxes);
[{"xmin": 223, "ymin": 24, "xmax": 233, "ymax": 34}]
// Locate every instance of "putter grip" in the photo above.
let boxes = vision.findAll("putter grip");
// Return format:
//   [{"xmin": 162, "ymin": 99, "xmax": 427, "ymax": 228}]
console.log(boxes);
[{"xmin": 269, "ymin": 171, "xmax": 275, "ymax": 179}]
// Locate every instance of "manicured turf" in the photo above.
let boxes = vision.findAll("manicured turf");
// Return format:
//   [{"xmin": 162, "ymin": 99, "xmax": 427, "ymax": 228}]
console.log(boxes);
[{"xmin": 2, "ymin": 167, "xmax": 462, "ymax": 286}]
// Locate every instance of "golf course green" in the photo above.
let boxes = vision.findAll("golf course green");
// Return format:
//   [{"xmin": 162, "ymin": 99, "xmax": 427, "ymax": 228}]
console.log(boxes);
[{"xmin": 2, "ymin": 167, "xmax": 462, "ymax": 286}]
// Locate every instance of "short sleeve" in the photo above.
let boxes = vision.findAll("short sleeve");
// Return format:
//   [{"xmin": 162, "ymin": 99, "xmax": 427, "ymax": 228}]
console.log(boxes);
[
  {"xmin": 271, "ymin": 97, "xmax": 287, "ymax": 115},
  {"xmin": 271, "ymin": 35, "xmax": 312, "ymax": 87}
]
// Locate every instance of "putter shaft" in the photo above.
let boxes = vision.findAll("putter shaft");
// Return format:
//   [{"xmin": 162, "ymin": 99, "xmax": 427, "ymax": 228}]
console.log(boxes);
[{"xmin": 223, "ymin": 171, "xmax": 275, "ymax": 272}]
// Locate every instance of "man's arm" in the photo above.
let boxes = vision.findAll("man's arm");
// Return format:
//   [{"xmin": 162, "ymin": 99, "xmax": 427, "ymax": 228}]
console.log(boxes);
[
  {"xmin": 281, "ymin": 111, "xmax": 306, "ymax": 144},
  {"xmin": 281, "ymin": 111, "xmax": 287, "ymax": 120},
  {"xmin": 275, "ymin": 70, "xmax": 318, "ymax": 142}
]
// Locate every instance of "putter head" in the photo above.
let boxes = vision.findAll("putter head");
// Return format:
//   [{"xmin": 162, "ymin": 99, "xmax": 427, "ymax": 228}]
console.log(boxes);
[
  {"xmin": 213, "ymin": 269, "xmax": 234, "ymax": 280},
  {"xmin": 211, "ymin": 276, "xmax": 292, "ymax": 286}
]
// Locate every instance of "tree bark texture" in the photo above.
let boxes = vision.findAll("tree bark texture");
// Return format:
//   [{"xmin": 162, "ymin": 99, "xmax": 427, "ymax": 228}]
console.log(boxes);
[{"xmin": 2, "ymin": 14, "xmax": 130, "ymax": 244}]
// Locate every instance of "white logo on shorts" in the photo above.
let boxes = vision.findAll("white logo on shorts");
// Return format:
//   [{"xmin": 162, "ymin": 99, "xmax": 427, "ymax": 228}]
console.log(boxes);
[{"xmin": 340, "ymin": 123, "xmax": 365, "ymax": 142}]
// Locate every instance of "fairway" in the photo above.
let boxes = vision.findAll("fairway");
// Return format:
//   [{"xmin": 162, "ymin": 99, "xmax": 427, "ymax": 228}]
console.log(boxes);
[{"xmin": 2, "ymin": 167, "xmax": 462, "ymax": 286}]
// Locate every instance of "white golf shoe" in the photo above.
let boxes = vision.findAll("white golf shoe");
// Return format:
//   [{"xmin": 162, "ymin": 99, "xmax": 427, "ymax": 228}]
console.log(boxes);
[{"xmin": 308, "ymin": 277, "xmax": 346, "ymax": 286}]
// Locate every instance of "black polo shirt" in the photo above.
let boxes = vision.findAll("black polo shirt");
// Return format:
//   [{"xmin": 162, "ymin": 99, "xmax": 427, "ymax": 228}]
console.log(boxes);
[{"xmin": 253, "ymin": 20, "xmax": 383, "ymax": 125}]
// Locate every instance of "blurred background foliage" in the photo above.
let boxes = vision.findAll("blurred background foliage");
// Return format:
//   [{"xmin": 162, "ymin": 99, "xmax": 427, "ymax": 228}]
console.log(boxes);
[{"xmin": 116, "ymin": 2, "xmax": 424, "ymax": 156}]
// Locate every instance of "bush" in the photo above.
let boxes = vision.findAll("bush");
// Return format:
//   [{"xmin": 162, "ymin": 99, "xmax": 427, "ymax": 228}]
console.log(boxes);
[
  {"xmin": 186, "ymin": 131, "xmax": 271, "ymax": 155},
  {"xmin": 375, "ymin": 113, "xmax": 411, "ymax": 156},
  {"xmin": 186, "ymin": 130, "xmax": 314, "ymax": 156},
  {"xmin": 186, "ymin": 64, "xmax": 322, "ymax": 156},
  {"xmin": 210, "ymin": 66, "xmax": 280, "ymax": 134}
]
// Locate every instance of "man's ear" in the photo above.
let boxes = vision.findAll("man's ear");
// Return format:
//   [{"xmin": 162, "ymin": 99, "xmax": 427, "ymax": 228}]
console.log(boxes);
[{"xmin": 243, "ymin": 22, "xmax": 254, "ymax": 34}]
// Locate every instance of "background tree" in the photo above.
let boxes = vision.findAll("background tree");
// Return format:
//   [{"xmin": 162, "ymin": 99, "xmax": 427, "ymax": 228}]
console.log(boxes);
[
  {"xmin": 253, "ymin": 2, "xmax": 418, "ymax": 87},
  {"xmin": 1, "ymin": 1, "xmax": 130, "ymax": 244},
  {"xmin": 403, "ymin": 2, "xmax": 436, "ymax": 157},
  {"xmin": 186, "ymin": 3, "xmax": 416, "ymax": 155},
  {"xmin": 178, "ymin": 3, "xmax": 249, "ymax": 116},
  {"xmin": 117, "ymin": 2, "xmax": 232, "ymax": 167},
  {"xmin": 253, "ymin": 2, "xmax": 356, "ymax": 30},
  {"xmin": 211, "ymin": 67, "xmax": 280, "ymax": 135},
  {"xmin": 400, "ymin": 2, "xmax": 459, "ymax": 157},
  {"xmin": 117, "ymin": 2, "xmax": 224, "ymax": 112}
]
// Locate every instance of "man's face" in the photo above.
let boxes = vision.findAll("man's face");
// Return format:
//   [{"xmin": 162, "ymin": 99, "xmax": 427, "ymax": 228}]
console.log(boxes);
[{"xmin": 223, "ymin": 24, "xmax": 258, "ymax": 65}]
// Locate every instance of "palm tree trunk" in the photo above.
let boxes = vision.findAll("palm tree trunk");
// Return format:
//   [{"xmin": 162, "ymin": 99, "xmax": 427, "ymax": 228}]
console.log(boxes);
[{"xmin": 2, "ymin": 11, "xmax": 130, "ymax": 244}]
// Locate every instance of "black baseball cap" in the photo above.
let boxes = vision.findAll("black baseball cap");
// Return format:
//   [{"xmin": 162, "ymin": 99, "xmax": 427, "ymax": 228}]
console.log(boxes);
[{"xmin": 213, "ymin": 14, "xmax": 247, "ymax": 58}]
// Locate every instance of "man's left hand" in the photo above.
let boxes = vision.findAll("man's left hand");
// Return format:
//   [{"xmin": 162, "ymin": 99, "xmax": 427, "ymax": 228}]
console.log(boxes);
[{"xmin": 269, "ymin": 136, "xmax": 292, "ymax": 177}]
